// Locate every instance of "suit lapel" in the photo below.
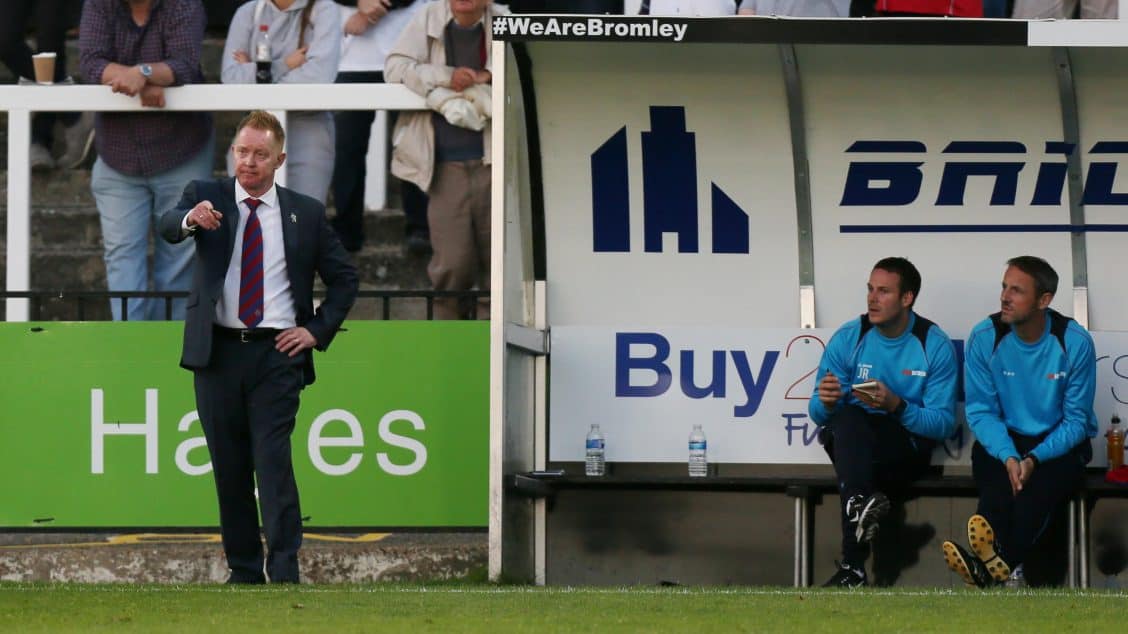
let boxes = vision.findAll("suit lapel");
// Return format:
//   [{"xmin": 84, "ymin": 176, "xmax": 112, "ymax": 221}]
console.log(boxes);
[
  {"xmin": 211, "ymin": 178, "xmax": 240, "ymax": 300},
  {"xmin": 220, "ymin": 178, "xmax": 240, "ymax": 269},
  {"xmin": 277, "ymin": 186, "xmax": 300, "ymax": 288}
]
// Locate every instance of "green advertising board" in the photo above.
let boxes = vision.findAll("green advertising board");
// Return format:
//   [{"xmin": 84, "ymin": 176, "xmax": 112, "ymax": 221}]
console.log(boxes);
[{"xmin": 0, "ymin": 321, "xmax": 488, "ymax": 528}]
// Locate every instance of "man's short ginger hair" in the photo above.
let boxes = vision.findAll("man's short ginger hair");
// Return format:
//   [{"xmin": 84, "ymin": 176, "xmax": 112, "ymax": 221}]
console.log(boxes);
[{"xmin": 235, "ymin": 110, "xmax": 286, "ymax": 149}]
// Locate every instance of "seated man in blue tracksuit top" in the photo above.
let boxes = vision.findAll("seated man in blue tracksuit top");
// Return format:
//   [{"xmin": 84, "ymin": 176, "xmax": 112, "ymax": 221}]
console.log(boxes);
[
  {"xmin": 810, "ymin": 257, "xmax": 959, "ymax": 587},
  {"xmin": 943, "ymin": 256, "xmax": 1097, "ymax": 589}
]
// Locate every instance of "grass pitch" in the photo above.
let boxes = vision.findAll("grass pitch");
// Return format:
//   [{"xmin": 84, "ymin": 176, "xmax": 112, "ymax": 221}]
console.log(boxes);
[{"xmin": 1, "ymin": 583, "xmax": 1124, "ymax": 633}]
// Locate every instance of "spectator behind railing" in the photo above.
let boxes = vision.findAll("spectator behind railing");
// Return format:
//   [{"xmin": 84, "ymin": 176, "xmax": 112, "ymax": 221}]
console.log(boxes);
[
  {"xmin": 737, "ymin": 0, "xmax": 849, "ymax": 16},
  {"xmin": 222, "ymin": 0, "xmax": 341, "ymax": 204},
  {"xmin": 983, "ymin": 0, "xmax": 1007, "ymax": 17},
  {"xmin": 79, "ymin": 0, "xmax": 216, "ymax": 322},
  {"xmin": 386, "ymin": 0, "xmax": 505, "ymax": 320},
  {"xmin": 330, "ymin": 0, "xmax": 433, "ymax": 255},
  {"xmin": 203, "ymin": 0, "xmax": 246, "ymax": 31},
  {"xmin": 505, "ymin": 0, "xmax": 623, "ymax": 12},
  {"xmin": 852, "ymin": 0, "xmax": 985, "ymax": 16},
  {"xmin": 633, "ymin": 0, "xmax": 743, "ymax": 15},
  {"xmin": 1012, "ymin": 0, "xmax": 1117, "ymax": 18},
  {"xmin": 0, "ymin": 0, "xmax": 94, "ymax": 171}
]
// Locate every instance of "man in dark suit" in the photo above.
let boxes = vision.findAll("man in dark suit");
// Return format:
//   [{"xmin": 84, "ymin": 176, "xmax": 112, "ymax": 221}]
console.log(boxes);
[{"xmin": 159, "ymin": 110, "xmax": 358, "ymax": 584}]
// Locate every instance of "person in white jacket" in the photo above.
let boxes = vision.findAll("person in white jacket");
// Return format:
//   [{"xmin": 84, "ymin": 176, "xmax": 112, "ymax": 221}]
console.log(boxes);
[
  {"xmin": 1012, "ymin": 0, "xmax": 1116, "ymax": 18},
  {"xmin": 385, "ymin": 0, "xmax": 505, "ymax": 320},
  {"xmin": 634, "ymin": 0, "xmax": 740, "ymax": 14},
  {"xmin": 222, "ymin": 0, "xmax": 341, "ymax": 204}
]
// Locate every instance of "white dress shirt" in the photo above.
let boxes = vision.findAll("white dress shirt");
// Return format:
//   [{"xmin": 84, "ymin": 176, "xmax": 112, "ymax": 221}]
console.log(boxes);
[{"xmin": 214, "ymin": 181, "xmax": 296, "ymax": 329}]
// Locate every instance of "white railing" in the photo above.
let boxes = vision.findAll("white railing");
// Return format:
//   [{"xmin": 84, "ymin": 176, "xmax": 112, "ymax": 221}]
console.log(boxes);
[{"xmin": 1, "ymin": 83, "xmax": 426, "ymax": 321}]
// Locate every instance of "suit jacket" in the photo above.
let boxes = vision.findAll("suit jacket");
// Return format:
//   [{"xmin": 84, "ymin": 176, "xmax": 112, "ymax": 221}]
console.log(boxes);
[{"xmin": 158, "ymin": 177, "xmax": 358, "ymax": 386}]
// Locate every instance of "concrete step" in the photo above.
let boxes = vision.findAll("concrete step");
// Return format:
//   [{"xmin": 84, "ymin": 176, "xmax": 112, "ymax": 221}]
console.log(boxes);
[
  {"xmin": 352, "ymin": 244, "xmax": 432, "ymax": 289},
  {"xmin": 0, "ymin": 289, "xmax": 447, "ymax": 322},
  {"xmin": 26, "ymin": 208, "xmax": 103, "ymax": 250},
  {"xmin": 0, "ymin": 243, "xmax": 433, "ymax": 321},
  {"xmin": 0, "ymin": 532, "xmax": 487, "ymax": 584},
  {"xmin": 0, "ymin": 168, "xmax": 97, "ymax": 207},
  {"xmin": 0, "ymin": 242, "xmax": 431, "ymax": 288},
  {"xmin": 23, "ymin": 249, "xmax": 107, "ymax": 290},
  {"xmin": 0, "ymin": 202, "xmax": 413, "ymax": 252}
]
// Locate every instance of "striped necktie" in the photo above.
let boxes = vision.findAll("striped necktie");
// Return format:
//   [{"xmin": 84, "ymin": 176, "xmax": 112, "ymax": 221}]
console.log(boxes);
[
  {"xmin": 639, "ymin": 0, "xmax": 651, "ymax": 14},
  {"xmin": 238, "ymin": 197, "xmax": 265, "ymax": 328}
]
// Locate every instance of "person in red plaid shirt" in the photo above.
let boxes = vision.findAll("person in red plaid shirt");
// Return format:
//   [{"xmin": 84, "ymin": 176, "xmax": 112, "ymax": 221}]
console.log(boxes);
[{"xmin": 79, "ymin": 0, "xmax": 216, "ymax": 321}]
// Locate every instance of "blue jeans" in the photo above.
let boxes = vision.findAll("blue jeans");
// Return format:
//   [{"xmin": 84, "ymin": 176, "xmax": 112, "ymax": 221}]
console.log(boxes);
[{"xmin": 92, "ymin": 133, "xmax": 215, "ymax": 321}]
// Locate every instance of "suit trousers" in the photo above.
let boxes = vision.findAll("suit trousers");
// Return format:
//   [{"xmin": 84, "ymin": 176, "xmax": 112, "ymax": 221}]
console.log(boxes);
[
  {"xmin": 972, "ymin": 435, "xmax": 1087, "ymax": 568},
  {"xmin": 427, "ymin": 160, "xmax": 491, "ymax": 320},
  {"xmin": 820, "ymin": 405, "xmax": 934, "ymax": 567},
  {"xmin": 194, "ymin": 334, "xmax": 306, "ymax": 583}
]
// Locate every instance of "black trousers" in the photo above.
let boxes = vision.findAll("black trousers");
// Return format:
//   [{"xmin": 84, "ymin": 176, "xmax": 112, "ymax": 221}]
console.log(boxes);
[
  {"xmin": 194, "ymin": 334, "xmax": 306, "ymax": 583},
  {"xmin": 972, "ymin": 433, "xmax": 1088, "ymax": 568},
  {"xmin": 0, "ymin": 0, "xmax": 78, "ymax": 146},
  {"xmin": 820, "ymin": 405, "xmax": 934, "ymax": 567},
  {"xmin": 331, "ymin": 71, "xmax": 429, "ymax": 251}
]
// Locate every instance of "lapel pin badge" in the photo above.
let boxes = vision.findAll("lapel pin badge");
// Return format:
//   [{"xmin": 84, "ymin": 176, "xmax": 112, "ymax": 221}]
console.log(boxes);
[{"xmin": 290, "ymin": 213, "xmax": 297, "ymax": 224}]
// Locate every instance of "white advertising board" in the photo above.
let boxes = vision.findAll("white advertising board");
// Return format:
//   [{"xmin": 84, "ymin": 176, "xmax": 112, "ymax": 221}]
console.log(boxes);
[
  {"xmin": 550, "ymin": 326, "xmax": 1128, "ymax": 467},
  {"xmin": 534, "ymin": 42, "xmax": 800, "ymax": 328},
  {"xmin": 802, "ymin": 45, "xmax": 1075, "ymax": 336},
  {"xmin": 534, "ymin": 43, "xmax": 1128, "ymax": 337}
]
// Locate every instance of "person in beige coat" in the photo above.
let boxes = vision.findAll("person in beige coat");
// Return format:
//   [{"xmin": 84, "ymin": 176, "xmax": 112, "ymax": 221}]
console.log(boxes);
[{"xmin": 385, "ymin": 0, "xmax": 505, "ymax": 320}]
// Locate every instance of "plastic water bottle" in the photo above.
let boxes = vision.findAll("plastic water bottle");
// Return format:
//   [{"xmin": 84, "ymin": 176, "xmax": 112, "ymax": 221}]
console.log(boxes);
[
  {"xmin": 688, "ymin": 424, "xmax": 707, "ymax": 477},
  {"xmin": 1108, "ymin": 414, "xmax": 1124, "ymax": 470},
  {"xmin": 585, "ymin": 424, "xmax": 605, "ymax": 476},
  {"xmin": 255, "ymin": 25, "xmax": 272, "ymax": 84}
]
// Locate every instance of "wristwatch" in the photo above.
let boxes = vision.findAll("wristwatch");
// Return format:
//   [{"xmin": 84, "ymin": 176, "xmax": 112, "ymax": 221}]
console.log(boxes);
[{"xmin": 138, "ymin": 63, "xmax": 153, "ymax": 78}]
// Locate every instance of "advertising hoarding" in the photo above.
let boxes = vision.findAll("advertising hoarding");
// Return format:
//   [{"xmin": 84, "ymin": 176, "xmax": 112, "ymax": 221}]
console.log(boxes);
[{"xmin": 0, "ymin": 322, "xmax": 488, "ymax": 528}]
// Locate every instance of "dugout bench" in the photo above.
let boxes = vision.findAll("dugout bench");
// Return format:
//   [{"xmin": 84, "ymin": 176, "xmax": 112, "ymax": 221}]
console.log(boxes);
[
  {"xmin": 508, "ymin": 469, "xmax": 1123, "ymax": 588},
  {"xmin": 489, "ymin": 16, "xmax": 1128, "ymax": 585}
]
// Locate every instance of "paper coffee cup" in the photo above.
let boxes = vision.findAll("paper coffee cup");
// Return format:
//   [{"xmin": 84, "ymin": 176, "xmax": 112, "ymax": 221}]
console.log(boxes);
[{"xmin": 32, "ymin": 52, "xmax": 56, "ymax": 85}]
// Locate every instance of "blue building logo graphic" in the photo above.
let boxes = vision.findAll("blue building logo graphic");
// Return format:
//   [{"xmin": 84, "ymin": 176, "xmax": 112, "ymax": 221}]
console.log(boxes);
[{"xmin": 591, "ymin": 106, "xmax": 749, "ymax": 254}]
